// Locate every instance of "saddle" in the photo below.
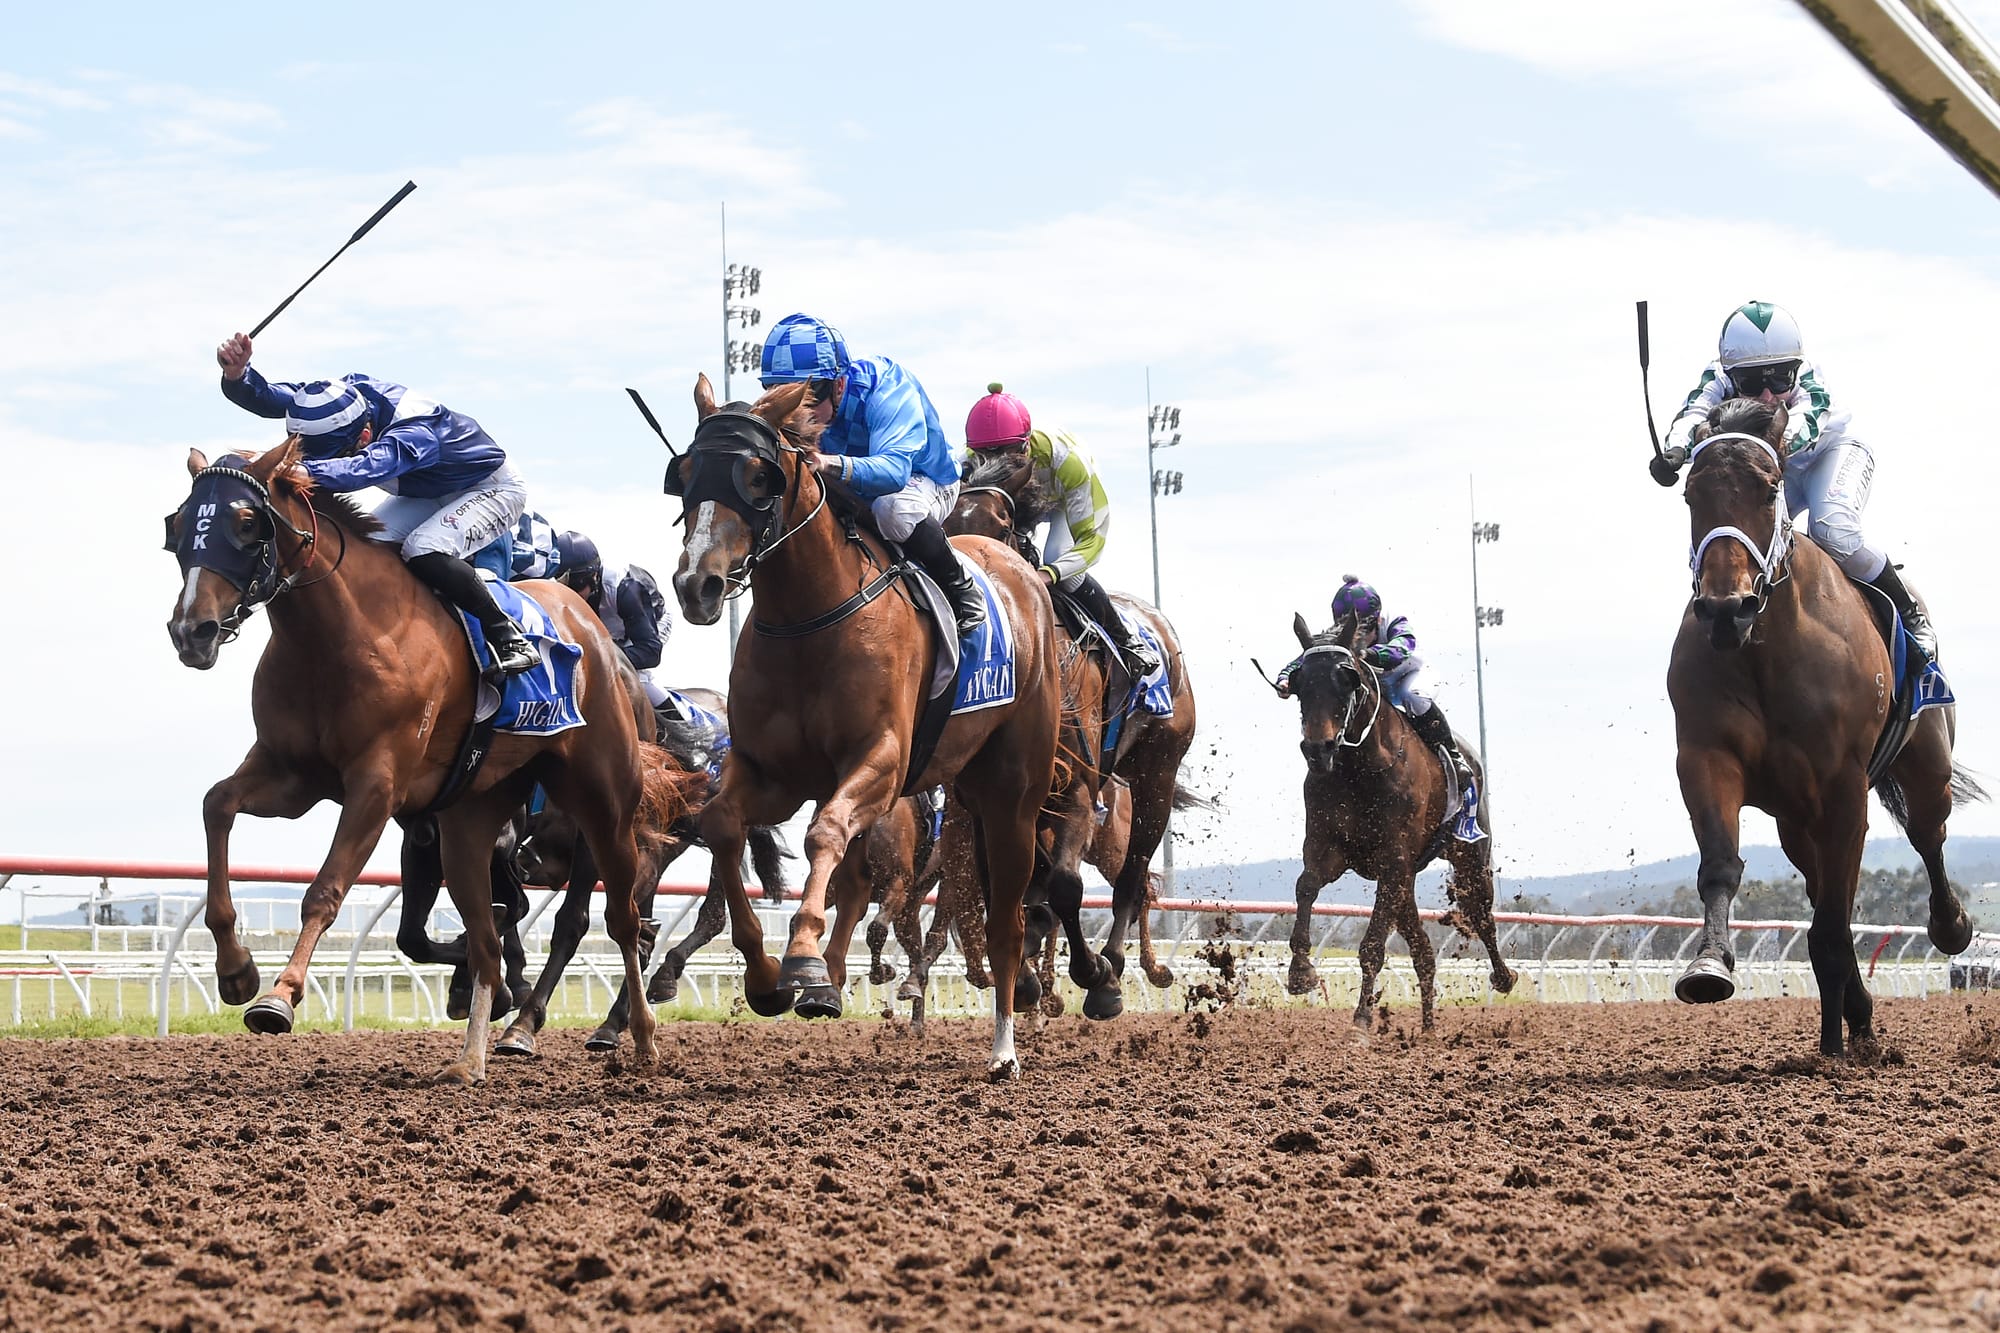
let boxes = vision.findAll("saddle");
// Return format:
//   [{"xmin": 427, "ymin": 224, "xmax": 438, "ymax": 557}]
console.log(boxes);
[{"xmin": 1850, "ymin": 577, "xmax": 1946, "ymax": 786}]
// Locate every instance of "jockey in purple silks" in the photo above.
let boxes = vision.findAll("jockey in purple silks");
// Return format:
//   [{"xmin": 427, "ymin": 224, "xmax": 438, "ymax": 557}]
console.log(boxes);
[{"xmin": 1275, "ymin": 575, "xmax": 1464, "ymax": 763}]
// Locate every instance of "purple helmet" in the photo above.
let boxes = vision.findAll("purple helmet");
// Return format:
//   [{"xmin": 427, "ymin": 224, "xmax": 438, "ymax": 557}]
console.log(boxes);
[{"xmin": 1331, "ymin": 574, "xmax": 1381, "ymax": 623}]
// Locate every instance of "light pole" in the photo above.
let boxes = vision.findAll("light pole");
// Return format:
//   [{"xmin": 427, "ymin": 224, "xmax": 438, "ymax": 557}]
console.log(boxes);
[
  {"xmin": 720, "ymin": 203, "xmax": 763, "ymax": 660},
  {"xmin": 1145, "ymin": 369, "xmax": 1185, "ymax": 891},
  {"xmin": 1469, "ymin": 478, "xmax": 1503, "ymax": 776}
]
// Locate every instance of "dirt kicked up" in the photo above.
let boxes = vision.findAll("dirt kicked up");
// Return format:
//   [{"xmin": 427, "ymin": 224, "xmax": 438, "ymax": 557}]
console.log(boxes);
[{"xmin": 6, "ymin": 995, "xmax": 2000, "ymax": 1331}]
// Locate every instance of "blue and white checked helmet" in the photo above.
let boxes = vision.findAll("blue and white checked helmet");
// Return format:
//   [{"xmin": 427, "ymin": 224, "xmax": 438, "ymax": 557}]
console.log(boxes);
[
  {"xmin": 285, "ymin": 379, "xmax": 369, "ymax": 444},
  {"xmin": 759, "ymin": 313, "xmax": 849, "ymax": 387}
]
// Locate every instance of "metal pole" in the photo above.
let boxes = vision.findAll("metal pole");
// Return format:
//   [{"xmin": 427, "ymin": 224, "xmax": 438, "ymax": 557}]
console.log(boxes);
[
  {"xmin": 721, "ymin": 202, "xmax": 741, "ymax": 662},
  {"xmin": 1146, "ymin": 368, "xmax": 1172, "ymax": 893},
  {"xmin": 1470, "ymin": 477, "xmax": 1489, "ymax": 769}
]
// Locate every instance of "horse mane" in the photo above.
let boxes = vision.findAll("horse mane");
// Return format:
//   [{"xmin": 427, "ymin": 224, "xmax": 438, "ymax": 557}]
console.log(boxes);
[
  {"xmin": 735, "ymin": 390, "xmax": 827, "ymax": 459},
  {"xmin": 267, "ymin": 462, "xmax": 386, "ymax": 537},
  {"xmin": 962, "ymin": 452, "xmax": 1056, "ymax": 525},
  {"xmin": 1709, "ymin": 397, "xmax": 1779, "ymax": 438}
]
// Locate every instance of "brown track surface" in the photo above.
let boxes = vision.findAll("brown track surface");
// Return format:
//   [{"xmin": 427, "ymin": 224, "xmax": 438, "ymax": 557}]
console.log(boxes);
[{"xmin": 7, "ymin": 995, "xmax": 2000, "ymax": 1330}]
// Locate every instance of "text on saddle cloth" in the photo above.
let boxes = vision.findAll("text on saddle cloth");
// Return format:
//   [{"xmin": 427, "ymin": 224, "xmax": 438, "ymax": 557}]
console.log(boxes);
[
  {"xmin": 1433, "ymin": 743, "xmax": 1486, "ymax": 844},
  {"xmin": 901, "ymin": 555, "xmax": 1018, "ymax": 714},
  {"xmin": 448, "ymin": 573, "xmax": 586, "ymax": 736}
]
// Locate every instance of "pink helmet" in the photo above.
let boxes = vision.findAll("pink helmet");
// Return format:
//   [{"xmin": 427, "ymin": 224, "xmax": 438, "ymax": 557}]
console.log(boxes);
[{"xmin": 965, "ymin": 382, "xmax": 1032, "ymax": 450}]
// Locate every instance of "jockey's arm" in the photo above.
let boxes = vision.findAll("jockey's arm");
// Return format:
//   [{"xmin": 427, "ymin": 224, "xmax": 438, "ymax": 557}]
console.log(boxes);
[
  {"xmin": 220, "ymin": 365, "xmax": 306, "ymax": 420},
  {"xmin": 1367, "ymin": 616, "xmax": 1416, "ymax": 669},
  {"xmin": 616, "ymin": 579, "xmax": 663, "ymax": 670},
  {"xmin": 1664, "ymin": 364, "xmax": 1728, "ymax": 454},
  {"xmin": 841, "ymin": 374, "xmax": 926, "ymax": 498},
  {"xmin": 303, "ymin": 417, "xmax": 442, "ymax": 494},
  {"xmin": 1784, "ymin": 366, "xmax": 1834, "ymax": 455},
  {"xmin": 1040, "ymin": 447, "xmax": 1111, "ymax": 584},
  {"xmin": 1274, "ymin": 654, "xmax": 1303, "ymax": 696}
]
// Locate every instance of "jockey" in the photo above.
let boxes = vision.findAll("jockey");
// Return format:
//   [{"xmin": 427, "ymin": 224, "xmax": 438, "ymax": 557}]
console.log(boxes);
[
  {"xmin": 214, "ymin": 332, "xmax": 539, "ymax": 674},
  {"xmin": 962, "ymin": 384, "xmax": 1161, "ymax": 677},
  {"xmin": 507, "ymin": 509, "xmax": 561, "ymax": 580},
  {"xmin": 757, "ymin": 313, "xmax": 984, "ymax": 635},
  {"xmin": 547, "ymin": 530, "xmax": 674, "ymax": 706},
  {"xmin": 1658, "ymin": 300, "xmax": 1936, "ymax": 663},
  {"xmin": 1276, "ymin": 577, "xmax": 1462, "ymax": 760}
]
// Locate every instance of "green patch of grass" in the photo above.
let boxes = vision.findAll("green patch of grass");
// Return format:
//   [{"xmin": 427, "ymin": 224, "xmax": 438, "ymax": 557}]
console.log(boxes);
[{"xmin": 0, "ymin": 925, "xmax": 97, "ymax": 951}]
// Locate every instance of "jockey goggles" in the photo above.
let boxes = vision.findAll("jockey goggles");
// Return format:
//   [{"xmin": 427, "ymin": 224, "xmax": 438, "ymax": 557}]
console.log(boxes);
[{"xmin": 1727, "ymin": 361, "xmax": 1799, "ymax": 396}]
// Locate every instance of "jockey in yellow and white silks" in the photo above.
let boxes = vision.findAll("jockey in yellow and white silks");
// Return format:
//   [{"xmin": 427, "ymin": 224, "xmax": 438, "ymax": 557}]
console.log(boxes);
[
  {"xmin": 1658, "ymin": 300, "xmax": 1937, "ymax": 663},
  {"xmin": 963, "ymin": 384, "xmax": 1161, "ymax": 676}
]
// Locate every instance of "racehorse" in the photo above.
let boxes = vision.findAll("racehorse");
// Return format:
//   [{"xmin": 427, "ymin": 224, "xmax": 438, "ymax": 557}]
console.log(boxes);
[
  {"xmin": 666, "ymin": 376, "xmax": 1062, "ymax": 1078},
  {"xmin": 164, "ymin": 442, "xmax": 698, "ymax": 1083},
  {"xmin": 950, "ymin": 454, "xmax": 1198, "ymax": 1018},
  {"xmin": 396, "ymin": 813, "xmax": 533, "ymax": 1021},
  {"xmin": 495, "ymin": 686, "xmax": 791, "ymax": 1055},
  {"xmin": 1670, "ymin": 399, "xmax": 1979, "ymax": 1056},
  {"xmin": 1277, "ymin": 613, "xmax": 1516, "ymax": 1037}
]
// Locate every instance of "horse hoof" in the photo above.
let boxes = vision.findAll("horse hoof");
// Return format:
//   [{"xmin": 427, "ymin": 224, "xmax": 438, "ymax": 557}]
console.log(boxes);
[
  {"xmin": 1144, "ymin": 965, "xmax": 1175, "ymax": 989},
  {"xmin": 794, "ymin": 983, "xmax": 844, "ymax": 1020},
  {"xmin": 1081, "ymin": 986, "xmax": 1124, "ymax": 1021},
  {"xmin": 1013, "ymin": 970, "xmax": 1043, "ymax": 1011},
  {"xmin": 987, "ymin": 1056, "xmax": 1021, "ymax": 1082},
  {"xmin": 896, "ymin": 979, "xmax": 923, "ymax": 1003},
  {"xmin": 647, "ymin": 972, "xmax": 680, "ymax": 1004},
  {"xmin": 433, "ymin": 1062, "xmax": 483, "ymax": 1087},
  {"xmin": 446, "ymin": 989, "xmax": 471, "ymax": 1023},
  {"xmin": 1675, "ymin": 957, "xmax": 1736, "ymax": 1005},
  {"xmin": 1040, "ymin": 990, "xmax": 1066, "ymax": 1018},
  {"xmin": 583, "ymin": 1024, "xmax": 622, "ymax": 1052},
  {"xmin": 1491, "ymin": 966, "xmax": 1519, "ymax": 995},
  {"xmin": 493, "ymin": 1025, "xmax": 539, "ymax": 1058},
  {"xmin": 744, "ymin": 989, "xmax": 797, "ymax": 1018},
  {"xmin": 778, "ymin": 955, "xmax": 832, "ymax": 990},
  {"xmin": 216, "ymin": 961, "xmax": 261, "ymax": 1006},
  {"xmin": 1930, "ymin": 909, "xmax": 1975, "ymax": 956},
  {"xmin": 242, "ymin": 993, "xmax": 295, "ymax": 1035},
  {"xmin": 964, "ymin": 966, "xmax": 992, "ymax": 990},
  {"xmin": 869, "ymin": 963, "xmax": 896, "ymax": 986},
  {"xmin": 1285, "ymin": 964, "xmax": 1318, "ymax": 996}
]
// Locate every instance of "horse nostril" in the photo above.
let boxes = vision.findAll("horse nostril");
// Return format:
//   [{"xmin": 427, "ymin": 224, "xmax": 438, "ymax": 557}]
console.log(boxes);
[
  {"xmin": 698, "ymin": 575, "xmax": 724, "ymax": 606},
  {"xmin": 191, "ymin": 620, "xmax": 220, "ymax": 644}
]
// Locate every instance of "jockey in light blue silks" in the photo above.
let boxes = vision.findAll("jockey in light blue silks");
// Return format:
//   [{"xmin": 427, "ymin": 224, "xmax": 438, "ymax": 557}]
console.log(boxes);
[
  {"xmin": 214, "ymin": 331, "xmax": 539, "ymax": 674},
  {"xmin": 1275, "ymin": 576, "xmax": 1465, "ymax": 762},
  {"xmin": 1658, "ymin": 300, "xmax": 1938, "ymax": 666},
  {"xmin": 757, "ymin": 313, "xmax": 982, "ymax": 635}
]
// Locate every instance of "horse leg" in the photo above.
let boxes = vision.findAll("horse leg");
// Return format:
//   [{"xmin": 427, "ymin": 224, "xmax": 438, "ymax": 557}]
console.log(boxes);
[
  {"xmin": 589, "ymin": 851, "xmax": 667, "ymax": 1052},
  {"xmin": 492, "ymin": 836, "xmax": 534, "ymax": 1017},
  {"xmin": 783, "ymin": 746, "xmax": 903, "ymax": 1018},
  {"xmin": 1446, "ymin": 840, "xmax": 1516, "ymax": 993},
  {"xmin": 932, "ymin": 805, "xmax": 989, "ymax": 990},
  {"xmin": 1890, "ymin": 716, "xmax": 1975, "ymax": 954},
  {"xmin": 819, "ymin": 838, "xmax": 875, "ymax": 998},
  {"xmin": 1043, "ymin": 797, "xmax": 1114, "ymax": 1016},
  {"xmin": 1394, "ymin": 879, "xmax": 1437, "ymax": 1033},
  {"xmin": 1288, "ymin": 830, "xmax": 1345, "ymax": 997},
  {"xmin": 1804, "ymin": 799, "xmax": 1871, "ymax": 1057},
  {"xmin": 1097, "ymin": 761, "xmax": 1177, "ymax": 1000},
  {"xmin": 1351, "ymin": 892, "xmax": 1395, "ymax": 1042},
  {"xmin": 565, "ymin": 796, "xmax": 654, "ymax": 1066},
  {"xmin": 1135, "ymin": 875, "xmax": 1173, "ymax": 990},
  {"xmin": 969, "ymin": 798, "xmax": 1041, "ymax": 1081},
  {"xmin": 651, "ymin": 850, "xmax": 724, "ymax": 1006},
  {"xmin": 252, "ymin": 776, "xmax": 394, "ymax": 1033},
  {"xmin": 432, "ymin": 799, "xmax": 521, "ymax": 1086},
  {"xmin": 394, "ymin": 819, "xmax": 462, "ymax": 968},
  {"xmin": 201, "ymin": 746, "xmax": 321, "ymax": 1006},
  {"xmin": 495, "ymin": 842, "xmax": 595, "ymax": 1057},
  {"xmin": 697, "ymin": 764, "xmax": 796, "ymax": 1017},
  {"xmin": 1673, "ymin": 755, "xmax": 1745, "ymax": 1004}
]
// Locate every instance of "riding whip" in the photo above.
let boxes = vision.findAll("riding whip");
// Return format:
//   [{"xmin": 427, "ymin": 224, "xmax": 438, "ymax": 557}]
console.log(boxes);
[
  {"xmin": 248, "ymin": 181, "xmax": 417, "ymax": 338},
  {"xmin": 625, "ymin": 388, "xmax": 679, "ymax": 456},
  {"xmin": 1638, "ymin": 300, "xmax": 1682, "ymax": 486},
  {"xmin": 1248, "ymin": 658, "xmax": 1287, "ymax": 696}
]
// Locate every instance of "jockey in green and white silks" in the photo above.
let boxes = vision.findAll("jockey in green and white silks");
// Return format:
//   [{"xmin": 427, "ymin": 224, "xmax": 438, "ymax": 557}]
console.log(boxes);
[{"xmin": 1662, "ymin": 300, "xmax": 1937, "ymax": 662}]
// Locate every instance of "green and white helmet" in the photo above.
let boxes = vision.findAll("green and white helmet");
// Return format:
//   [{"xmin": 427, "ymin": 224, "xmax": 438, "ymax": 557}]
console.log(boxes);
[{"xmin": 1717, "ymin": 300, "xmax": 1804, "ymax": 370}]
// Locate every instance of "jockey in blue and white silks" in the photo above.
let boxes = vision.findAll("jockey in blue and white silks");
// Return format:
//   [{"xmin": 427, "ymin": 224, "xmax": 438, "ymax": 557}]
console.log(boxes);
[
  {"xmin": 545, "ymin": 530, "xmax": 675, "ymax": 709},
  {"xmin": 1275, "ymin": 576, "xmax": 1460, "ymax": 758},
  {"xmin": 214, "ymin": 331, "xmax": 538, "ymax": 673},
  {"xmin": 758, "ymin": 313, "xmax": 980, "ymax": 634},
  {"xmin": 1661, "ymin": 300, "xmax": 1937, "ymax": 664}
]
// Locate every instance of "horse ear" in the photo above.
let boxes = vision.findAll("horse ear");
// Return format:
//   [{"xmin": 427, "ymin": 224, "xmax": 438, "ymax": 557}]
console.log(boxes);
[
  {"xmin": 757, "ymin": 382, "xmax": 810, "ymax": 430},
  {"xmin": 1765, "ymin": 403, "xmax": 1790, "ymax": 448},
  {"xmin": 1293, "ymin": 613, "xmax": 1313, "ymax": 649},
  {"xmin": 694, "ymin": 373, "xmax": 719, "ymax": 420},
  {"xmin": 187, "ymin": 448, "xmax": 208, "ymax": 477}
]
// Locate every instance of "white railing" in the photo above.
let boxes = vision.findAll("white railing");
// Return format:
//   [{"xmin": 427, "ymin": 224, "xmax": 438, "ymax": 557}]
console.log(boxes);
[{"xmin": 0, "ymin": 856, "xmax": 1986, "ymax": 1032}]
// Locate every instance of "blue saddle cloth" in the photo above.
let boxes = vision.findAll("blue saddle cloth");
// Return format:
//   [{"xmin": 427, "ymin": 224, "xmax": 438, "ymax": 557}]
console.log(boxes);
[
  {"xmin": 659, "ymin": 688, "xmax": 732, "ymax": 784},
  {"xmin": 949, "ymin": 562, "xmax": 1018, "ymax": 715},
  {"xmin": 449, "ymin": 574, "xmax": 585, "ymax": 736},
  {"xmin": 1892, "ymin": 617, "xmax": 1954, "ymax": 721},
  {"xmin": 1100, "ymin": 605, "xmax": 1174, "ymax": 762}
]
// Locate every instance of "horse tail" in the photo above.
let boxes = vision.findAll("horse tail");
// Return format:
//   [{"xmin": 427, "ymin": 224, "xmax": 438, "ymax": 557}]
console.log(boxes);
[
  {"xmin": 748, "ymin": 825, "xmax": 792, "ymax": 904},
  {"xmin": 1953, "ymin": 762, "xmax": 1990, "ymax": 808},
  {"xmin": 635, "ymin": 742, "xmax": 705, "ymax": 859},
  {"xmin": 1874, "ymin": 772, "xmax": 1912, "ymax": 832},
  {"xmin": 1170, "ymin": 781, "xmax": 1218, "ymax": 814}
]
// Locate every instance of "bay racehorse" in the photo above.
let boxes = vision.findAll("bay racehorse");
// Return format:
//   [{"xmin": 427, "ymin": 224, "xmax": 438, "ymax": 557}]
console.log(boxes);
[
  {"xmin": 164, "ymin": 442, "xmax": 698, "ymax": 1082},
  {"xmin": 1670, "ymin": 399, "xmax": 1979, "ymax": 1055},
  {"xmin": 1276, "ymin": 613, "xmax": 1516, "ymax": 1036},
  {"xmin": 666, "ymin": 377, "xmax": 1062, "ymax": 1078},
  {"xmin": 950, "ymin": 455, "xmax": 1198, "ymax": 1018}
]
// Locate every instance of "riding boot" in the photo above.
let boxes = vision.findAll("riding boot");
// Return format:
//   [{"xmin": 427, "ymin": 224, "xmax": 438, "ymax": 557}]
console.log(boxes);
[
  {"xmin": 1867, "ymin": 561, "xmax": 1938, "ymax": 666},
  {"xmin": 1408, "ymin": 701, "xmax": 1458, "ymax": 759},
  {"xmin": 408, "ymin": 552, "xmax": 540, "ymax": 675},
  {"xmin": 1068, "ymin": 572, "xmax": 1162, "ymax": 677},
  {"xmin": 902, "ymin": 517, "xmax": 986, "ymax": 637}
]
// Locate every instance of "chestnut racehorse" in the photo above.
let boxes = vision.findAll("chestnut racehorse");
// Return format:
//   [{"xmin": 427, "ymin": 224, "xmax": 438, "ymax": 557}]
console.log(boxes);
[
  {"xmin": 666, "ymin": 378, "xmax": 1062, "ymax": 1078},
  {"xmin": 165, "ymin": 443, "xmax": 697, "ymax": 1083},
  {"xmin": 950, "ymin": 458, "xmax": 1198, "ymax": 1018},
  {"xmin": 1277, "ymin": 613, "xmax": 1515, "ymax": 1036},
  {"xmin": 1670, "ymin": 399, "xmax": 1979, "ymax": 1056}
]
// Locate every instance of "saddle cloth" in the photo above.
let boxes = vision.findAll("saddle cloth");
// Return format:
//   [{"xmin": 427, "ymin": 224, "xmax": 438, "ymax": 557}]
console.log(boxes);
[
  {"xmin": 1852, "ymin": 577, "xmax": 1953, "ymax": 785},
  {"xmin": 657, "ymin": 688, "xmax": 731, "ymax": 785},
  {"xmin": 896, "ymin": 553, "xmax": 1016, "ymax": 797},
  {"xmin": 447, "ymin": 573, "xmax": 586, "ymax": 736}
]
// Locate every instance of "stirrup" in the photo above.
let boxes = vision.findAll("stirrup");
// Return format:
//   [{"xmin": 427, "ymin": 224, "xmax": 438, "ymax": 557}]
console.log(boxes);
[
  {"xmin": 487, "ymin": 631, "xmax": 540, "ymax": 676},
  {"xmin": 1119, "ymin": 639, "xmax": 1161, "ymax": 678}
]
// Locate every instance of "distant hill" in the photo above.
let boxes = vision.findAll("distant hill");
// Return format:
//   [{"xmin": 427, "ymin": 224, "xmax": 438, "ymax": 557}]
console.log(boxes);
[{"xmin": 1172, "ymin": 836, "xmax": 2000, "ymax": 913}]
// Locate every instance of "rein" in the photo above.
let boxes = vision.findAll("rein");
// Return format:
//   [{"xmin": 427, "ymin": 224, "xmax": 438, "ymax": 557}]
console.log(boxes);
[
  {"xmin": 1686, "ymin": 432, "xmax": 1793, "ymax": 607},
  {"xmin": 1295, "ymin": 643, "xmax": 1382, "ymax": 748},
  {"xmin": 745, "ymin": 445, "xmax": 911, "ymax": 639}
]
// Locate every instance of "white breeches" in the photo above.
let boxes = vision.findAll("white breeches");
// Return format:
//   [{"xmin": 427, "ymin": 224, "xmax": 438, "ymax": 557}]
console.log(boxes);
[
  {"xmin": 1783, "ymin": 441, "xmax": 1885, "ymax": 581},
  {"xmin": 372, "ymin": 461, "xmax": 528, "ymax": 562},
  {"xmin": 871, "ymin": 474, "xmax": 960, "ymax": 543}
]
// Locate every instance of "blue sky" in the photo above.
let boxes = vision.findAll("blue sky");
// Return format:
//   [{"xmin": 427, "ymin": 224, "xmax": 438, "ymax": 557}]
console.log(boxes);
[{"xmin": 9, "ymin": 0, "xmax": 2000, "ymax": 907}]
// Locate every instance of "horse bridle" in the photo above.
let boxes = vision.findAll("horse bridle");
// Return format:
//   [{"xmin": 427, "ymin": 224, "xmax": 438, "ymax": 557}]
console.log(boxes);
[
  {"xmin": 166, "ymin": 461, "xmax": 335, "ymax": 642},
  {"xmin": 1294, "ymin": 642, "xmax": 1381, "ymax": 748},
  {"xmin": 957, "ymin": 485, "xmax": 1041, "ymax": 563},
  {"xmin": 1685, "ymin": 431, "xmax": 1793, "ymax": 612},
  {"xmin": 668, "ymin": 410, "xmax": 827, "ymax": 600}
]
